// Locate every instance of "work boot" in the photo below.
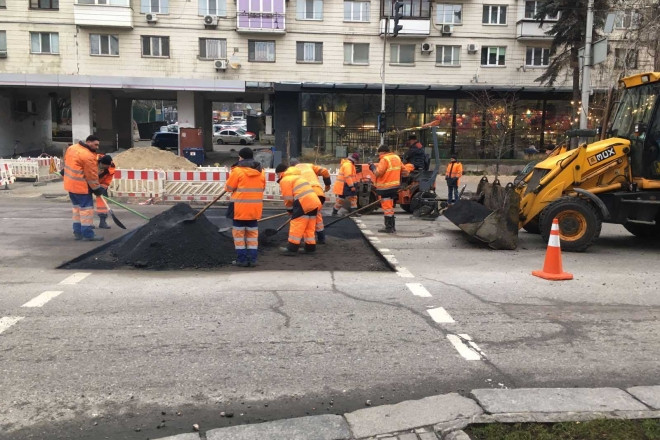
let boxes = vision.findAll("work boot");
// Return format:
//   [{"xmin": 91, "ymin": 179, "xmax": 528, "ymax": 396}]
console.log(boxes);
[
  {"xmin": 98, "ymin": 214, "xmax": 111, "ymax": 229},
  {"xmin": 378, "ymin": 217, "xmax": 395, "ymax": 234},
  {"xmin": 316, "ymin": 231, "xmax": 326, "ymax": 244},
  {"xmin": 303, "ymin": 243, "xmax": 316, "ymax": 254},
  {"xmin": 349, "ymin": 207, "xmax": 361, "ymax": 217},
  {"xmin": 391, "ymin": 216, "xmax": 396, "ymax": 232},
  {"xmin": 232, "ymin": 260, "xmax": 250, "ymax": 268},
  {"xmin": 280, "ymin": 242, "xmax": 299, "ymax": 256},
  {"xmin": 331, "ymin": 208, "xmax": 339, "ymax": 217},
  {"xmin": 82, "ymin": 235, "xmax": 104, "ymax": 242},
  {"xmin": 74, "ymin": 233, "xmax": 83, "ymax": 241},
  {"xmin": 247, "ymin": 249, "xmax": 258, "ymax": 267}
]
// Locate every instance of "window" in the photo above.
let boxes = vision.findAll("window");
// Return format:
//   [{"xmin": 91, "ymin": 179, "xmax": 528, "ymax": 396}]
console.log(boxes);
[
  {"xmin": 297, "ymin": 0, "xmax": 323, "ymax": 19},
  {"xmin": 198, "ymin": 0, "xmax": 226, "ymax": 15},
  {"xmin": 525, "ymin": 47, "xmax": 549, "ymax": 66},
  {"xmin": 90, "ymin": 34, "xmax": 119, "ymax": 56},
  {"xmin": 141, "ymin": 36, "xmax": 169, "ymax": 57},
  {"xmin": 383, "ymin": 0, "xmax": 431, "ymax": 19},
  {"xmin": 199, "ymin": 38, "xmax": 227, "ymax": 59},
  {"xmin": 140, "ymin": 0, "xmax": 169, "ymax": 14},
  {"xmin": 248, "ymin": 40, "xmax": 275, "ymax": 62},
  {"xmin": 524, "ymin": 1, "xmax": 557, "ymax": 20},
  {"xmin": 0, "ymin": 0, "xmax": 6, "ymax": 7},
  {"xmin": 296, "ymin": 42, "xmax": 323, "ymax": 63},
  {"xmin": 390, "ymin": 43, "xmax": 415, "ymax": 64},
  {"xmin": 30, "ymin": 32, "xmax": 59, "ymax": 54},
  {"xmin": 344, "ymin": 42, "xmax": 369, "ymax": 65},
  {"xmin": 615, "ymin": 48, "xmax": 638, "ymax": 69},
  {"xmin": 0, "ymin": 31, "xmax": 6, "ymax": 52},
  {"xmin": 30, "ymin": 0, "xmax": 58, "ymax": 9},
  {"xmin": 436, "ymin": 4, "xmax": 462, "ymax": 24},
  {"xmin": 481, "ymin": 46, "xmax": 506, "ymax": 66},
  {"xmin": 436, "ymin": 45, "xmax": 460, "ymax": 66},
  {"xmin": 344, "ymin": 0, "xmax": 369, "ymax": 21},
  {"xmin": 614, "ymin": 10, "xmax": 640, "ymax": 29},
  {"xmin": 482, "ymin": 5, "xmax": 506, "ymax": 24}
]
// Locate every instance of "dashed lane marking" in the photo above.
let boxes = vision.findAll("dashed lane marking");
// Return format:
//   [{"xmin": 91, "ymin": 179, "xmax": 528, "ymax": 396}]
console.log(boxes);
[
  {"xmin": 396, "ymin": 267, "xmax": 415, "ymax": 278},
  {"xmin": 447, "ymin": 333, "xmax": 485, "ymax": 360},
  {"xmin": 21, "ymin": 291, "xmax": 64, "ymax": 308},
  {"xmin": 377, "ymin": 248, "xmax": 391, "ymax": 253},
  {"xmin": 369, "ymin": 237, "xmax": 381, "ymax": 243},
  {"xmin": 427, "ymin": 306, "xmax": 455, "ymax": 323},
  {"xmin": 382, "ymin": 254, "xmax": 398, "ymax": 264},
  {"xmin": 0, "ymin": 316, "xmax": 24, "ymax": 335},
  {"xmin": 59, "ymin": 272, "xmax": 91, "ymax": 285},
  {"xmin": 406, "ymin": 283, "xmax": 432, "ymax": 298}
]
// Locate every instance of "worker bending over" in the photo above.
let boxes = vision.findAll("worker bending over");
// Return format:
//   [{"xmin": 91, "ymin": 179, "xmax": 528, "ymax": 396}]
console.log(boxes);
[
  {"xmin": 332, "ymin": 152, "xmax": 360, "ymax": 217},
  {"xmin": 63, "ymin": 135, "xmax": 104, "ymax": 241},
  {"xmin": 95, "ymin": 154, "xmax": 116, "ymax": 229},
  {"xmin": 290, "ymin": 158, "xmax": 331, "ymax": 244},
  {"xmin": 276, "ymin": 163, "xmax": 322, "ymax": 256},
  {"xmin": 370, "ymin": 145, "xmax": 402, "ymax": 233},
  {"xmin": 225, "ymin": 147, "xmax": 266, "ymax": 267}
]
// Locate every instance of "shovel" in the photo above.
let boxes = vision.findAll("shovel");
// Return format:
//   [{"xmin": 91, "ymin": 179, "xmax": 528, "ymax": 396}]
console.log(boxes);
[
  {"xmin": 103, "ymin": 196, "xmax": 151, "ymax": 221},
  {"xmin": 99, "ymin": 196, "xmax": 126, "ymax": 229},
  {"xmin": 323, "ymin": 200, "xmax": 381, "ymax": 229},
  {"xmin": 217, "ymin": 211, "xmax": 290, "ymax": 233},
  {"xmin": 184, "ymin": 190, "xmax": 227, "ymax": 223},
  {"xmin": 264, "ymin": 217, "xmax": 292, "ymax": 237}
]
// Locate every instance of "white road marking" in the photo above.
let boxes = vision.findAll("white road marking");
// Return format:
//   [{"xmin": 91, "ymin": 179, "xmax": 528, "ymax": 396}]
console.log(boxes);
[
  {"xmin": 378, "ymin": 248, "xmax": 391, "ymax": 253},
  {"xmin": 0, "ymin": 316, "xmax": 24, "ymax": 335},
  {"xmin": 396, "ymin": 267, "xmax": 415, "ymax": 278},
  {"xmin": 59, "ymin": 272, "xmax": 91, "ymax": 285},
  {"xmin": 363, "ymin": 230, "xmax": 374, "ymax": 235},
  {"xmin": 447, "ymin": 334, "xmax": 484, "ymax": 360},
  {"xmin": 369, "ymin": 237, "xmax": 381, "ymax": 243},
  {"xmin": 21, "ymin": 291, "xmax": 64, "ymax": 308},
  {"xmin": 427, "ymin": 307, "xmax": 455, "ymax": 323},
  {"xmin": 406, "ymin": 283, "xmax": 432, "ymax": 298}
]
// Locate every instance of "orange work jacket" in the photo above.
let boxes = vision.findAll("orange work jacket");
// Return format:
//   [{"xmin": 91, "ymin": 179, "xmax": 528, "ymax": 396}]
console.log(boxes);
[
  {"xmin": 333, "ymin": 159, "xmax": 356, "ymax": 196},
  {"xmin": 280, "ymin": 167, "xmax": 322, "ymax": 214},
  {"xmin": 401, "ymin": 163, "xmax": 415, "ymax": 177},
  {"xmin": 445, "ymin": 161, "xmax": 463, "ymax": 185},
  {"xmin": 295, "ymin": 163, "xmax": 330, "ymax": 197},
  {"xmin": 225, "ymin": 165, "xmax": 266, "ymax": 220},
  {"xmin": 374, "ymin": 152, "xmax": 402, "ymax": 191},
  {"xmin": 97, "ymin": 154, "xmax": 116, "ymax": 189},
  {"xmin": 63, "ymin": 142, "xmax": 100, "ymax": 195}
]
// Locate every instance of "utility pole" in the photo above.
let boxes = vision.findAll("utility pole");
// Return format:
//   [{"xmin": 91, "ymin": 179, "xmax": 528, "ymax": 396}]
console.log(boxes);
[
  {"xmin": 379, "ymin": 1, "xmax": 404, "ymax": 146},
  {"xmin": 579, "ymin": 0, "xmax": 594, "ymax": 134}
]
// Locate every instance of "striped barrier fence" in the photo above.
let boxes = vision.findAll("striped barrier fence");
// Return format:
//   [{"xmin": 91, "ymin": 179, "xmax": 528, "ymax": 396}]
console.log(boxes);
[
  {"xmin": 109, "ymin": 169, "xmax": 165, "ymax": 198},
  {"xmin": 163, "ymin": 170, "xmax": 230, "ymax": 202},
  {"xmin": 0, "ymin": 161, "xmax": 16, "ymax": 187},
  {"xmin": 2, "ymin": 156, "xmax": 62, "ymax": 182}
]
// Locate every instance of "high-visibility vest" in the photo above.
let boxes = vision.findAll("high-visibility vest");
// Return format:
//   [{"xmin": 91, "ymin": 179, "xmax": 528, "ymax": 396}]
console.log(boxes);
[
  {"xmin": 63, "ymin": 143, "xmax": 100, "ymax": 195},
  {"xmin": 96, "ymin": 154, "xmax": 116, "ymax": 189},
  {"xmin": 295, "ymin": 163, "xmax": 329, "ymax": 197},
  {"xmin": 445, "ymin": 161, "xmax": 463, "ymax": 185},
  {"xmin": 225, "ymin": 165, "xmax": 266, "ymax": 220},
  {"xmin": 280, "ymin": 167, "xmax": 322, "ymax": 213},
  {"xmin": 401, "ymin": 163, "xmax": 415, "ymax": 177},
  {"xmin": 374, "ymin": 152, "xmax": 402, "ymax": 190},
  {"xmin": 333, "ymin": 159, "xmax": 356, "ymax": 195}
]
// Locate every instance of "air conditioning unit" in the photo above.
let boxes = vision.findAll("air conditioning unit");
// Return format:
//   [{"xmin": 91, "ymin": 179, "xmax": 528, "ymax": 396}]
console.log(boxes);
[
  {"xmin": 421, "ymin": 43, "xmax": 433, "ymax": 54},
  {"xmin": 146, "ymin": 13, "xmax": 158, "ymax": 23},
  {"xmin": 0, "ymin": 50, "xmax": 7, "ymax": 59},
  {"xmin": 214, "ymin": 59, "xmax": 228, "ymax": 71},
  {"xmin": 467, "ymin": 43, "xmax": 478, "ymax": 53},
  {"xmin": 204, "ymin": 15, "xmax": 217, "ymax": 28},
  {"xmin": 441, "ymin": 24, "xmax": 453, "ymax": 35}
]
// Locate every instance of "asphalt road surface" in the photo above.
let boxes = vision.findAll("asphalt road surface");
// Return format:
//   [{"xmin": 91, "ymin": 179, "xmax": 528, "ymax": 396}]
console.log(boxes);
[{"xmin": 0, "ymin": 197, "xmax": 658, "ymax": 440}]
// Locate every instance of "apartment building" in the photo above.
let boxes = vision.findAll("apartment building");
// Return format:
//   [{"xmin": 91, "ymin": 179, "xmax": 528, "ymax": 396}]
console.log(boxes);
[{"xmin": 0, "ymin": 0, "xmax": 651, "ymax": 157}]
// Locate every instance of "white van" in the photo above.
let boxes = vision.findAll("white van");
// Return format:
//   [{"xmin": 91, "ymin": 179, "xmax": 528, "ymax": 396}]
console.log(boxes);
[{"xmin": 231, "ymin": 111, "xmax": 245, "ymax": 121}]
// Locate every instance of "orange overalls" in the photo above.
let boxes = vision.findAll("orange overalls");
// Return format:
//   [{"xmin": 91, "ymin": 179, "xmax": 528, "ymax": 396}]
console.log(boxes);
[
  {"xmin": 63, "ymin": 143, "xmax": 101, "ymax": 239},
  {"xmin": 333, "ymin": 158, "xmax": 357, "ymax": 212},
  {"xmin": 95, "ymin": 154, "xmax": 116, "ymax": 219},
  {"xmin": 295, "ymin": 163, "xmax": 331, "ymax": 242},
  {"xmin": 373, "ymin": 152, "xmax": 402, "ymax": 232},
  {"xmin": 280, "ymin": 167, "xmax": 322, "ymax": 252}
]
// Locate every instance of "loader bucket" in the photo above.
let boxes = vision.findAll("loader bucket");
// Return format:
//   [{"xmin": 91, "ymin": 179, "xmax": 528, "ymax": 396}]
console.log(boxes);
[{"xmin": 443, "ymin": 178, "xmax": 520, "ymax": 250}]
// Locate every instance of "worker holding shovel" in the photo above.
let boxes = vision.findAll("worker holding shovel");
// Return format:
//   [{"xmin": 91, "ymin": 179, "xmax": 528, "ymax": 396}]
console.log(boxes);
[
  {"xmin": 225, "ymin": 147, "xmax": 266, "ymax": 267},
  {"xmin": 95, "ymin": 154, "xmax": 116, "ymax": 229},
  {"xmin": 290, "ymin": 158, "xmax": 332, "ymax": 244}
]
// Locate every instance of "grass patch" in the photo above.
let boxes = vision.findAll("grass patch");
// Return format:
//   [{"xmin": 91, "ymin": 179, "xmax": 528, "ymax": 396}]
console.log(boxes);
[{"xmin": 465, "ymin": 419, "xmax": 660, "ymax": 440}]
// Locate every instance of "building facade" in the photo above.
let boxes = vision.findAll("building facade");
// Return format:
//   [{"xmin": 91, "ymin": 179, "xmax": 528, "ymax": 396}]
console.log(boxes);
[{"xmin": 0, "ymin": 0, "xmax": 653, "ymax": 158}]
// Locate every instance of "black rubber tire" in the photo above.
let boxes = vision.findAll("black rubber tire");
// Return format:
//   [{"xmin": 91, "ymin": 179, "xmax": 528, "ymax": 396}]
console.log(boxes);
[
  {"xmin": 357, "ymin": 190, "xmax": 379, "ymax": 214},
  {"xmin": 522, "ymin": 217, "xmax": 540, "ymax": 234},
  {"xmin": 539, "ymin": 196, "xmax": 602, "ymax": 252},
  {"xmin": 623, "ymin": 221, "xmax": 660, "ymax": 239},
  {"xmin": 217, "ymin": 139, "xmax": 224, "ymax": 145},
  {"xmin": 240, "ymin": 139, "xmax": 247, "ymax": 145}
]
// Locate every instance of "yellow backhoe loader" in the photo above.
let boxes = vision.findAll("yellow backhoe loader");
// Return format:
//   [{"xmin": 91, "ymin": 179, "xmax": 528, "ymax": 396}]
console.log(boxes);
[{"xmin": 444, "ymin": 72, "xmax": 660, "ymax": 251}]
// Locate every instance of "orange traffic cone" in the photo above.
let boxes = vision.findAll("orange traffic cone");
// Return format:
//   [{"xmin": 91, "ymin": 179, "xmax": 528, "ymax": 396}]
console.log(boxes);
[{"xmin": 532, "ymin": 218, "xmax": 573, "ymax": 281}]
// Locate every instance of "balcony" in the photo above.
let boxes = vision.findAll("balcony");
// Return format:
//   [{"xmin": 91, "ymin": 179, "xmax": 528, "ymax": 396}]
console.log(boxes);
[
  {"xmin": 379, "ymin": 18, "xmax": 431, "ymax": 37},
  {"xmin": 73, "ymin": 1, "xmax": 133, "ymax": 28},
  {"xmin": 236, "ymin": 0, "xmax": 286, "ymax": 33},
  {"xmin": 516, "ymin": 19, "xmax": 554, "ymax": 40}
]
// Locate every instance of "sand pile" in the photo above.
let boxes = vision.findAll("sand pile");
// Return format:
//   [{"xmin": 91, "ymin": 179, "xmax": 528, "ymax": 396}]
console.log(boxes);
[{"xmin": 113, "ymin": 147, "xmax": 198, "ymax": 171}]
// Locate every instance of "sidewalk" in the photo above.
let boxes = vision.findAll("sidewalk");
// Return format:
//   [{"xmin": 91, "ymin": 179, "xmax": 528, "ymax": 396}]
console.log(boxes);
[
  {"xmin": 154, "ymin": 386, "xmax": 660, "ymax": 440},
  {"xmin": 0, "ymin": 179, "xmax": 68, "ymax": 200}
]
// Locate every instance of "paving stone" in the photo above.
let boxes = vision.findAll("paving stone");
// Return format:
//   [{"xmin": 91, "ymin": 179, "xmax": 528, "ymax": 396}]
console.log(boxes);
[
  {"xmin": 443, "ymin": 430, "xmax": 471, "ymax": 440},
  {"xmin": 397, "ymin": 434, "xmax": 418, "ymax": 440},
  {"xmin": 418, "ymin": 433, "xmax": 439, "ymax": 440},
  {"xmin": 627, "ymin": 386, "xmax": 660, "ymax": 409},
  {"xmin": 471, "ymin": 388, "xmax": 648, "ymax": 414},
  {"xmin": 153, "ymin": 434, "xmax": 200, "ymax": 440},
  {"xmin": 345, "ymin": 393, "xmax": 483, "ymax": 438},
  {"xmin": 206, "ymin": 414, "xmax": 350, "ymax": 440}
]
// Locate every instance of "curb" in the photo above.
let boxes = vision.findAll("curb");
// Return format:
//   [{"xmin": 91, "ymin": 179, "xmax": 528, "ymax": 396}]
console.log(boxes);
[{"xmin": 153, "ymin": 385, "xmax": 660, "ymax": 440}]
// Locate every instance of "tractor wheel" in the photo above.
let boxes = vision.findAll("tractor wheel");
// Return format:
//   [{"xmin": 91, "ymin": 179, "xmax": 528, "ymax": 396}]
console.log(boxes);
[
  {"xmin": 539, "ymin": 196, "xmax": 602, "ymax": 252},
  {"xmin": 623, "ymin": 221, "xmax": 660, "ymax": 239},
  {"xmin": 522, "ymin": 217, "xmax": 540, "ymax": 234},
  {"xmin": 357, "ymin": 189, "xmax": 379, "ymax": 214}
]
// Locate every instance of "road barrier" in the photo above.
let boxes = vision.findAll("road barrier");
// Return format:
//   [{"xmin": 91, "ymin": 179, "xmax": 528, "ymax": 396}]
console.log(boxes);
[
  {"xmin": 0, "ymin": 161, "xmax": 16, "ymax": 187},
  {"xmin": 111, "ymin": 169, "xmax": 165, "ymax": 198},
  {"xmin": 1, "ymin": 156, "xmax": 62, "ymax": 182}
]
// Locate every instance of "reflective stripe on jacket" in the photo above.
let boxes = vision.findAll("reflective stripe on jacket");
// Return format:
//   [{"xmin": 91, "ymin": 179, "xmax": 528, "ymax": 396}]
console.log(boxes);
[
  {"xmin": 280, "ymin": 167, "xmax": 322, "ymax": 214},
  {"xmin": 333, "ymin": 159, "xmax": 356, "ymax": 196},
  {"xmin": 445, "ymin": 161, "xmax": 463, "ymax": 185},
  {"xmin": 374, "ymin": 152, "xmax": 402, "ymax": 190},
  {"xmin": 225, "ymin": 165, "xmax": 266, "ymax": 220},
  {"xmin": 63, "ymin": 143, "xmax": 100, "ymax": 194},
  {"xmin": 295, "ymin": 163, "xmax": 330, "ymax": 197}
]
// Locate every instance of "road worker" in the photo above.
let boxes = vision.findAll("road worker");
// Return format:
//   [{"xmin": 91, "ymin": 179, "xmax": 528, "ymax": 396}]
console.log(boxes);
[
  {"xmin": 63, "ymin": 135, "xmax": 104, "ymax": 241},
  {"xmin": 275, "ymin": 163, "xmax": 322, "ymax": 256},
  {"xmin": 370, "ymin": 145, "xmax": 402, "ymax": 233},
  {"xmin": 332, "ymin": 152, "xmax": 360, "ymax": 217},
  {"xmin": 224, "ymin": 147, "xmax": 266, "ymax": 267},
  {"xmin": 404, "ymin": 134, "xmax": 427, "ymax": 171},
  {"xmin": 290, "ymin": 158, "xmax": 331, "ymax": 244},
  {"xmin": 95, "ymin": 154, "xmax": 115, "ymax": 229},
  {"xmin": 445, "ymin": 154, "xmax": 463, "ymax": 204}
]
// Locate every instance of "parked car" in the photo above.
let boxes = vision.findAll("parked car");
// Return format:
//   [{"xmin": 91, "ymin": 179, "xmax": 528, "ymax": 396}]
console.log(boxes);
[
  {"xmin": 213, "ymin": 128, "xmax": 254, "ymax": 146},
  {"xmin": 151, "ymin": 131, "xmax": 178, "ymax": 150}
]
